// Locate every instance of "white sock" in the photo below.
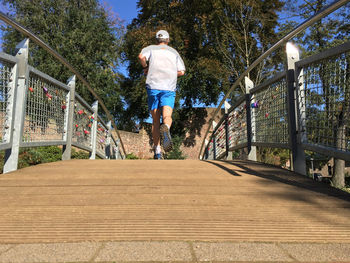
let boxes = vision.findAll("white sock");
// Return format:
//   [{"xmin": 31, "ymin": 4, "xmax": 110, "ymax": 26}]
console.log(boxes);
[{"xmin": 155, "ymin": 145, "xmax": 161, "ymax": 154}]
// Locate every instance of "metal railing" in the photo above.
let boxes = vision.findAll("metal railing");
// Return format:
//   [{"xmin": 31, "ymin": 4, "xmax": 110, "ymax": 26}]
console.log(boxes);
[
  {"xmin": 0, "ymin": 11, "xmax": 126, "ymax": 156},
  {"xmin": 201, "ymin": 0, "xmax": 350, "ymax": 174},
  {"xmin": 199, "ymin": 0, "xmax": 350, "ymax": 167},
  {"xmin": 0, "ymin": 38, "xmax": 126, "ymax": 173},
  {"xmin": 297, "ymin": 41, "xmax": 350, "ymax": 160},
  {"xmin": 203, "ymin": 40, "xmax": 350, "ymax": 175}
]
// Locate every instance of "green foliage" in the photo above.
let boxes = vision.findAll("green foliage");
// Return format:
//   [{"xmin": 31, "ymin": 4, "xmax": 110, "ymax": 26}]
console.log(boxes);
[
  {"xmin": 17, "ymin": 146, "xmax": 61, "ymax": 169},
  {"xmin": 121, "ymin": 0, "xmax": 284, "ymax": 131},
  {"xmin": 0, "ymin": 146, "xmax": 91, "ymax": 173},
  {"xmin": 257, "ymin": 147, "xmax": 290, "ymax": 169},
  {"xmin": 298, "ymin": 0, "xmax": 350, "ymax": 54},
  {"xmin": 165, "ymin": 135, "xmax": 186, "ymax": 160},
  {"xmin": 126, "ymin": 153, "xmax": 139, "ymax": 159},
  {"xmin": 71, "ymin": 148, "xmax": 90, "ymax": 159},
  {"xmin": 0, "ymin": 0, "xmax": 125, "ymax": 123}
]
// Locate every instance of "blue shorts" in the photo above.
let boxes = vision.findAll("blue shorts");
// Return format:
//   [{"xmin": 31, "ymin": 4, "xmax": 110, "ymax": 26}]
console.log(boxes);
[{"xmin": 146, "ymin": 87, "xmax": 176, "ymax": 111}]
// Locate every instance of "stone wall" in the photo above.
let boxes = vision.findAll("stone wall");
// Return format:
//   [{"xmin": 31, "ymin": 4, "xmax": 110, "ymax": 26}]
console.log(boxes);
[
  {"xmin": 179, "ymin": 107, "xmax": 224, "ymax": 159},
  {"xmin": 116, "ymin": 107, "xmax": 223, "ymax": 159},
  {"xmin": 115, "ymin": 128, "xmax": 154, "ymax": 159}
]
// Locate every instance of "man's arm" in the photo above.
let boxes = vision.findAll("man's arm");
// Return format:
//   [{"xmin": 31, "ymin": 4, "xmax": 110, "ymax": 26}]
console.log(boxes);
[{"xmin": 138, "ymin": 54, "xmax": 148, "ymax": 69}]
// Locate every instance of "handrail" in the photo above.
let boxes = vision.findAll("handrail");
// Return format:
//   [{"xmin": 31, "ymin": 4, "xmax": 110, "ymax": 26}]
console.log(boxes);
[
  {"xmin": 0, "ymin": 11, "xmax": 127, "ymax": 157},
  {"xmin": 198, "ymin": 0, "xmax": 350, "ymax": 159}
]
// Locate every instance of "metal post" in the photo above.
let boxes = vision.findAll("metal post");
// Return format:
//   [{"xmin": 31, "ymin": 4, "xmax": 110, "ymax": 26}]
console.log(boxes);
[
  {"xmin": 105, "ymin": 120, "xmax": 112, "ymax": 159},
  {"xmin": 212, "ymin": 121, "xmax": 217, "ymax": 160},
  {"xmin": 224, "ymin": 101, "xmax": 232, "ymax": 160},
  {"xmin": 115, "ymin": 139, "xmax": 120, "ymax": 159},
  {"xmin": 204, "ymin": 139, "xmax": 209, "ymax": 160},
  {"xmin": 245, "ymin": 77, "xmax": 257, "ymax": 162},
  {"xmin": 224, "ymin": 113, "xmax": 230, "ymax": 159},
  {"xmin": 213, "ymin": 135, "xmax": 217, "ymax": 160},
  {"xmin": 62, "ymin": 75, "xmax": 76, "ymax": 160},
  {"xmin": 4, "ymin": 39, "xmax": 29, "ymax": 173},
  {"xmin": 286, "ymin": 42, "xmax": 306, "ymax": 175},
  {"xmin": 89, "ymin": 100, "xmax": 98, "ymax": 159},
  {"xmin": 3, "ymin": 51, "xmax": 18, "ymax": 147},
  {"xmin": 294, "ymin": 49, "xmax": 308, "ymax": 148}
]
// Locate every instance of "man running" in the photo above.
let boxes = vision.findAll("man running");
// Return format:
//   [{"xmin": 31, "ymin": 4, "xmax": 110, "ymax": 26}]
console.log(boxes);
[{"xmin": 138, "ymin": 30, "xmax": 185, "ymax": 159}]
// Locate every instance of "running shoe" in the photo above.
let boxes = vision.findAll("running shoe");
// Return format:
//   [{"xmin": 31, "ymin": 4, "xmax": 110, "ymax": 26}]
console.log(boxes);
[{"xmin": 160, "ymin": 124, "xmax": 173, "ymax": 152}]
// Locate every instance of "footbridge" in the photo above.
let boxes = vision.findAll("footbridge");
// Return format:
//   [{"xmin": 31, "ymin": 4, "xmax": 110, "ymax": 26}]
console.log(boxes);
[{"xmin": 0, "ymin": 1, "xmax": 350, "ymax": 263}]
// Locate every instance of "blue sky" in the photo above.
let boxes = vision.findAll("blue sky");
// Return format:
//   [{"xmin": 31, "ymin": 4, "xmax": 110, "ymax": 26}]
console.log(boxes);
[{"xmin": 102, "ymin": 0, "xmax": 139, "ymax": 25}]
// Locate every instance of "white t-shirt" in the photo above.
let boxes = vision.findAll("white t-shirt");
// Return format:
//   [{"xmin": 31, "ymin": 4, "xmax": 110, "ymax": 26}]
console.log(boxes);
[{"xmin": 141, "ymin": 45, "xmax": 185, "ymax": 91}]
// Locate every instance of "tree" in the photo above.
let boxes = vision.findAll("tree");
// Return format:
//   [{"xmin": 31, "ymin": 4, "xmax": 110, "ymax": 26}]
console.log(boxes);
[
  {"xmin": 213, "ymin": 0, "xmax": 284, "ymax": 96},
  {"xmin": 121, "ymin": 0, "xmax": 284, "ymax": 134},
  {"xmin": 0, "ymin": 0, "xmax": 125, "ymax": 123}
]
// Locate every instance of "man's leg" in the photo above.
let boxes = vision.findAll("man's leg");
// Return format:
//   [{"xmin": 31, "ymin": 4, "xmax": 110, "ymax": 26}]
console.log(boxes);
[
  {"xmin": 160, "ymin": 105, "xmax": 173, "ymax": 152},
  {"xmin": 151, "ymin": 108, "xmax": 162, "ymax": 157},
  {"xmin": 162, "ymin": 105, "xmax": 173, "ymax": 128}
]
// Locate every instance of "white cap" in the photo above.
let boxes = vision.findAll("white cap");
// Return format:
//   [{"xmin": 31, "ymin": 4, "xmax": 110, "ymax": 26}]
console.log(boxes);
[{"xmin": 156, "ymin": 30, "xmax": 169, "ymax": 39}]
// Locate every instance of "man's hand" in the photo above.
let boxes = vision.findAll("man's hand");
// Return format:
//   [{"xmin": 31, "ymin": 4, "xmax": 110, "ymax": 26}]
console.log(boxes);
[
  {"xmin": 177, "ymin": 71, "xmax": 185, "ymax": 77},
  {"xmin": 143, "ymin": 67, "xmax": 149, "ymax": 75}
]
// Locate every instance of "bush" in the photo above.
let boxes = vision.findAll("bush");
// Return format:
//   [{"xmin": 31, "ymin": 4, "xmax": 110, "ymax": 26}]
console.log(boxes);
[
  {"xmin": 71, "ymin": 148, "xmax": 90, "ymax": 159},
  {"xmin": 0, "ymin": 146, "xmax": 93, "ymax": 173},
  {"xmin": 345, "ymin": 172, "xmax": 350, "ymax": 188},
  {"xmin": 257, "ymin": 147, "xmax": 290, "ymax": 168},
  {"xmin": 165, "ymin": 135, "xmax": 186, "ymax": 160},
  {"xmin": 17, "ymin": 146, "xmax": 62, "ymax": 169},
  {"xmin": 126, "ymin": 153, "xmax": 139, "ymax": 159}
]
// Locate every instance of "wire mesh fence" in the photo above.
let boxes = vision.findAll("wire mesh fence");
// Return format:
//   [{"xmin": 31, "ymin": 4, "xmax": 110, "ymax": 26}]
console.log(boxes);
[
  {"xmin": 0, "ymin": 59, "xmax": 14, "ymax": 145},
  {"xmin": 96, "ymin": 117, "xmax": 109, "ymax": 157},
  {"xmin": 110, "ymin": 134, "xmax": 121, "ymax": 159},
  {"xmin": 23, "ymin": 70, "xmax": 68, "ymax": 143},
  {"xmin": 297, "ymin": 47, "xmax": 350, "ymax": 153},
  {"xmin": 72, "ymin": 96, "xmax": 94, "ymax": 151},
  {"xmin": 214, "ymin": 121, "xmax": 226, "ymax": 158},
  {"xmin": 251, "ymin": 75, "xmax": 289, "ymax": 146},
  {"xmin": 205, "ymin": 138, "xmax": 215, "ymax": 160},
  {"xmin": 228, "ymin": 100, "xmax": 248, "ymax": 149}
]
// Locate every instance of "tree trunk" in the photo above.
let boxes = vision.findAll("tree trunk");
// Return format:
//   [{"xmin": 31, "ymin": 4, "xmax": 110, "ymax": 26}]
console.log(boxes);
[
  {"xmin": 332, "ymin": 121, "xmax": 346, "ymax": 188},
  {"xmin": 333, "ymin": 158, "xmax": 345, "ymax": 188}
]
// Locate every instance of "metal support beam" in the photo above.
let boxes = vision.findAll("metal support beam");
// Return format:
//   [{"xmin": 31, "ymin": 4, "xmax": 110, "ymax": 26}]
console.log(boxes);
[
  {"xmin": 62, "ymin": 75, "xmax": 76, "ymax": 160},
  {"xmin": 245, "ymin": 77, "xmax": 257, "ymax": 162},
  {"xmin": 89, "ymin": 101, "xmax": 98, "ymax": 159},
  {"xmin": 224, "ymin": 101, "xmax": 233, "ymax": 160},
  {"xmin": 224, "ymin": 113, "xmax": 230, "ymax": 159},
  {"xmin": 105, "ymin": 120, "xmax": 112, "ymax": 159},
  {"xmin": 213, "ymin": 135, "xmax": 217, "ymax": 160},
  {"xmin": 4, "ymin": 39, "xmax": 29, "ymax": 173},
  {"xmin": 286, "ymin": 43, "xmax": 306, "ymax": 175},
  {"xmin": 204, "ymin": 139, "xmax": 209, "ymax": 160},
  {"xmin": 2, "ymin": 53, "xmax": 18, "ymax": 148},
  {"xmin": 212, "ymin": 121, "xmax": 217, "ymax": 160}
]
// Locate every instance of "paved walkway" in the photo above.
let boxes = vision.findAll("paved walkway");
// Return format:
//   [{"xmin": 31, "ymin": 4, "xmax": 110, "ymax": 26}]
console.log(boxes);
[{"xmin": 0, "ymin": 159, "xmax": 349, "ymax": 262}]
